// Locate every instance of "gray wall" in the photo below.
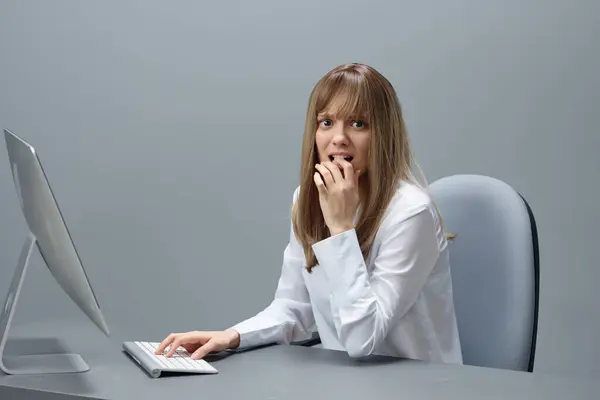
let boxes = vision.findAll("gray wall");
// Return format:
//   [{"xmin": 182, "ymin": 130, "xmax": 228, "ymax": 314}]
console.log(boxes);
[{"xmin": 1, "ymin": 0, "xmax": 598, "ymax": 379}]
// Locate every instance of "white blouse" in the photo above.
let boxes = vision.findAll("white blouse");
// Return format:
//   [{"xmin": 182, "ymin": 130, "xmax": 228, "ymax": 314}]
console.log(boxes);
[{"xmin": 231, "ymin": 181, "xmax": 463, "ymax": 364}]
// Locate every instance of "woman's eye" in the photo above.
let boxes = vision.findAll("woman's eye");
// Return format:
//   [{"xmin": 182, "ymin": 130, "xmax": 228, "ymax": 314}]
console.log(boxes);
[
  {"xmin": 352, "ymin": 120, "xmax": 366, "ymax": 128},
  {"xmin": 320, "ymin": 120, "xmax": 332, "ymax": 127}
]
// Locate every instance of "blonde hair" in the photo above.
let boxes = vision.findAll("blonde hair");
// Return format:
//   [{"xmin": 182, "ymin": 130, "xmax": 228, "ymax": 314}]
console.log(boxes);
[{"xmin": 292, "ymin": 63, "xmax": 428, "ymax": 273}]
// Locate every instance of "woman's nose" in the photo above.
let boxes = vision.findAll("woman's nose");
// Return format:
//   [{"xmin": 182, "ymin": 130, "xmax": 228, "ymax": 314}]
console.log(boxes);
[{"xmin": 331, "ymin": 126, "xmax": 349, "ymax": 146}]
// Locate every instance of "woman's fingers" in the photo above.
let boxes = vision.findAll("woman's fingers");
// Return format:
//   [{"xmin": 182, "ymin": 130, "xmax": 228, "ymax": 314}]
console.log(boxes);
[
  {"xmin": 332, "ymin": 159, "xmax": 355, "ymax": 184},
  {"xmin": 155, "ymin": 333, "xmax": 177, "ymax": 355},
  {"xmin": 164, "ymin": 334, "xmax": 191, "ymax": 358},
  {"xmin": 182, "ymin": 343, "xmax": 200, "ymax": 353},
  {"xmin": 155, "ymin": 331, "xmax": 210, "ymax": 357},
  {"xmin": 315, "ymin": 164, "xmax": 334, "ymax": 186},
  {"xmin": 191, "ymin": 339, "xmax": 219, "ymax": 360},
  {"xmin": 314, "ymin": 172, "xmax": 327, "ymax": 194},
  {"xmin": 322, "ymin": 161, "xmax": 344, "ymax": 183},
  {"xmin": 155, "ymin": 330, "xmax": 239, "ymax": 359}
]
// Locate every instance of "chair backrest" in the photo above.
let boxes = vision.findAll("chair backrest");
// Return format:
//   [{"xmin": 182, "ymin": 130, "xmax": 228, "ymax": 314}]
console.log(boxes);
[{"xmin": 429, "ymin": 174, "xmax": 539, "ymax": 372}]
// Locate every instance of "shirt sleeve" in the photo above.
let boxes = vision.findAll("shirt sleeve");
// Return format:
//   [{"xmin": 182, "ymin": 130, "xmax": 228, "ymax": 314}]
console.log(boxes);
[
  {"xmin": 311, "ymin": 205, "xmax": 440, "ymax": 358},
  {"xmin": 230, "ymin": 191, "xmax": 315, "ymax": 350}
]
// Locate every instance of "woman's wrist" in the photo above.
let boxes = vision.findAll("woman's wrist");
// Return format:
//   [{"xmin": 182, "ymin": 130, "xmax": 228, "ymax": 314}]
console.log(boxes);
[
  {"xmin": 328, "ymin": 224, "xmax": 353, "ymax": 236},
  {"xmin": 225, "ymin": 328, "xmax": 241, "ymax": 349}
]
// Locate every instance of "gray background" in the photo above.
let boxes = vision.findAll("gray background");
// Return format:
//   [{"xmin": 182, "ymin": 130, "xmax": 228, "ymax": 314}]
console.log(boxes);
[{"xmin": 0, "ymin": 0, "xmax": 598, "ymax": 380}]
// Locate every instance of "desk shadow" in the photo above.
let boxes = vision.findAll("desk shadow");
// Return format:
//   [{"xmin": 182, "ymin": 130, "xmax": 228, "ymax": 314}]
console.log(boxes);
[
  {"xmin": 350, "ymin": 354, "xmax": 415, "ymax": 366},
  {"xmin": 291, "ymin": 344, "xmax": 419, "ymax": 368},
  {"xmin": 0, "ymin": 337, "xmax": 99, "ymax": 396},
  {"xmin": 204, "ymin": 350, "xmax": 235, "ymax": 362},
  {"xmin": 221, "ymin": 342, "xmax": 277, "ymax": 357}
]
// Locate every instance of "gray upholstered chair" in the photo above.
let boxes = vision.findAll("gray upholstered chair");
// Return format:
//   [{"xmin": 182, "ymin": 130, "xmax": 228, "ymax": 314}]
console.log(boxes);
[{"xmin": 429, "ymin": 174, "xmax": 539, "ymax": 372}]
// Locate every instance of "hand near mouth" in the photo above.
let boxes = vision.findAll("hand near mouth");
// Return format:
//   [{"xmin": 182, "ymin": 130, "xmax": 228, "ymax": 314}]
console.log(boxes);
[{"xmin": 314, "ymin": 159, "xmax": 361, "ymax": 236}]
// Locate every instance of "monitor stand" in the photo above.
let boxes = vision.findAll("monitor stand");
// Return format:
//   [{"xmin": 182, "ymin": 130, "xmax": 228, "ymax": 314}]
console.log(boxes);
[{"xmin": 0, "ymin": 232, "xmax": 89, "ymax": 375}]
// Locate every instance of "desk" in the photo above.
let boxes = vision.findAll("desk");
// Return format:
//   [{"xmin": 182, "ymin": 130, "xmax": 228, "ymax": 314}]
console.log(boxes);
[{"xmin": 0, "ymin": 321, "xmax": 598, "ymax": 400}]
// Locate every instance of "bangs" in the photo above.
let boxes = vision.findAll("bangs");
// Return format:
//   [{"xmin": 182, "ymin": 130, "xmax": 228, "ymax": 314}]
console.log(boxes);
[{"xmin": 314, "ymin": 70, "xmax": 373, "ymax": 122}]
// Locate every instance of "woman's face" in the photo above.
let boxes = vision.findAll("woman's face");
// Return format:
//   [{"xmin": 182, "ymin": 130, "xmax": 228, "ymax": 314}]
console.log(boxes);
[{"xmin": 315, "ymin": 106, "xmax": 371, "ymax": 178}]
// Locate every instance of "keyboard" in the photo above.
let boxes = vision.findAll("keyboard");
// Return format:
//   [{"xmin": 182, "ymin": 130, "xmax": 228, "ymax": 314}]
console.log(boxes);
[{"xmin": 123, "ymin": 341, "xmax": 218, "ymax": 378}]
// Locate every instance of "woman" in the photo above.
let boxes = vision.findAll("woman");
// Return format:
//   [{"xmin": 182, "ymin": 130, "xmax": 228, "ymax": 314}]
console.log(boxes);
[{"xmin": 156, "ymin": 63, "xmax": 463, "ymax": 364}]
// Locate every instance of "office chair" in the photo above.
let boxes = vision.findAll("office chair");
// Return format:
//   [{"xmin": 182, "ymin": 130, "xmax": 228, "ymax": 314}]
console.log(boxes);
[
  {"xmin": 295, "ymin": 174, "xmax": 539, "ymax": 372},
  {"xmin": 429, "ymin": 174, "xmax": 539, "ymax": 372}
]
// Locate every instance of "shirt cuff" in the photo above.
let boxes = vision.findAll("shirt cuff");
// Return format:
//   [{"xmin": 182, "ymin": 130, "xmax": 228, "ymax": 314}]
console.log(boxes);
[
  {"xmin": 227, "ymin": 322, "xmax": 257, "ymax": 351},
  {"xmin": 311, "ymin": 228, "xmax": 369, "ymax": 305}
]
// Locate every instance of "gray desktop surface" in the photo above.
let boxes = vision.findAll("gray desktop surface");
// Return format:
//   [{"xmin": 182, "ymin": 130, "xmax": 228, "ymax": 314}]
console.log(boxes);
[{"xmin": 0, "ymin": 321, "xmax": 598, "ymax": 400}]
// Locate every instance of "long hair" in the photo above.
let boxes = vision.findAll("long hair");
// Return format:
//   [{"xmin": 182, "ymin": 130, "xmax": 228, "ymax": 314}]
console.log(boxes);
[{"xmin": 292, "ymin": 63, "xmax": 420, "ymax": 273}]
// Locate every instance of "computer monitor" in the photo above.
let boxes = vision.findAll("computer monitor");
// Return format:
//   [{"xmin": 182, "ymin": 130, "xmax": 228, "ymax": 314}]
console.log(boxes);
[{"xmin": 0, "ymin": 128, "xmax": 110, "ymax": 375}]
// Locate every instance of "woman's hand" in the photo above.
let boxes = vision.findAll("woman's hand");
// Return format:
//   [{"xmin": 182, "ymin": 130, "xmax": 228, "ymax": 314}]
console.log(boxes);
[
  {"xmin": 314, "ymin": 159, "xmax": 361, "ymax": 236},
  {"xmin": 155, "ymin": 329, "xmax": 240, "ymax": 360}
]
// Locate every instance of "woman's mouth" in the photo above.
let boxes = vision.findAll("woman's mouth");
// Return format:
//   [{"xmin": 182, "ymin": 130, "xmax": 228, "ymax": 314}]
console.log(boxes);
[{"xmin": 329, "ymin": 155, "xmax": 354, "ymax": 162}]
